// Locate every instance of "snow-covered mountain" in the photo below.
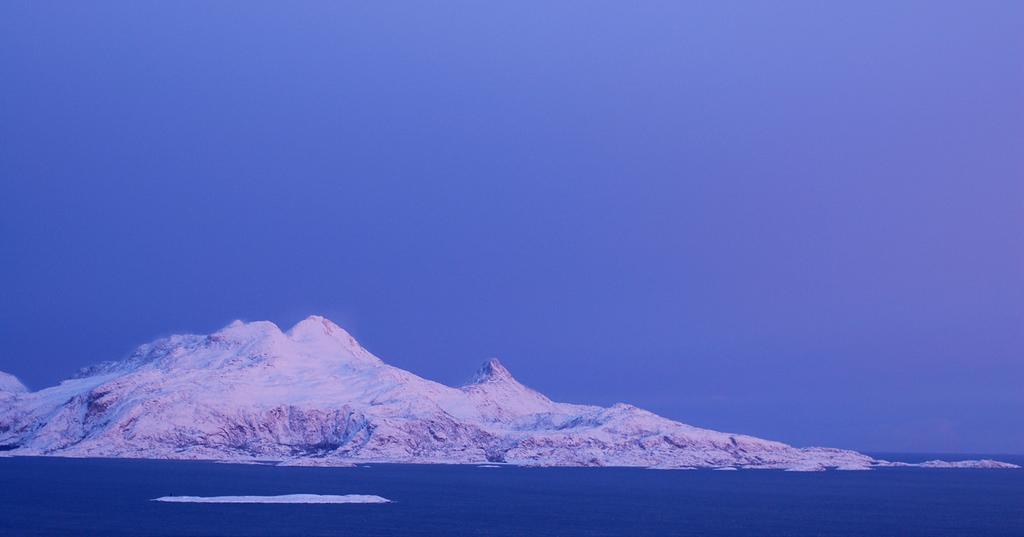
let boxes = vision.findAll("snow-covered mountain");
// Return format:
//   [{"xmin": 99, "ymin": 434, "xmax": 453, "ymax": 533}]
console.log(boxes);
[{"xmin": 0, "ymin": 316, "xmax": 1017, "ymax": 471}]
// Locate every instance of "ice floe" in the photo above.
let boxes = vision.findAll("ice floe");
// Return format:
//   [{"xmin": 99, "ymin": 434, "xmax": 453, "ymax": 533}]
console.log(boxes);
[{"xmin": 152, "ymin": 494, "xmax": 390, "ymax": 504}]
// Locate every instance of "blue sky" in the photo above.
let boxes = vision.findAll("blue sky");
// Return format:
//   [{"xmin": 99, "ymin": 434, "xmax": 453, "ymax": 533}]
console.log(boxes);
[{"xmin": 1, "ymin": 1, "xmax": 1021, "ymax": 453}]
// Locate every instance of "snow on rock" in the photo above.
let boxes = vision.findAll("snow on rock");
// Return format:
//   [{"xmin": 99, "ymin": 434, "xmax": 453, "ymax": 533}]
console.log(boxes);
[
  {"xmin": 277, "ymin": 458, "xmax": 357, "ymax": 467},
  {"xmin": 915, "ymin": 459, "xmax": 1021, "ymax": 469},
  {"xmin": 152, "ymin": 494, "xmax": 390, "ymax": 504},
  {"xmin": 0, "ymin": 316, "xmax": 1018, "ymax": 471},
  {"xmin": 878, "ymin": 459, "xmax": 1021, "ymax": 469}
]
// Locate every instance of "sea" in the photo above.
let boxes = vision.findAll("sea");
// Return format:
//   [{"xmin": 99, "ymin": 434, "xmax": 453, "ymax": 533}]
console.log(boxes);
[{"xmin": 1, "ymin": 454, "xmax": 1022, "ymax": 536}]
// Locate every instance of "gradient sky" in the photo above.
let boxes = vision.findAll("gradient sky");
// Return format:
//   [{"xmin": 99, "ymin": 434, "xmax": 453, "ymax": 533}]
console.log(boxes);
[{"xmin": 1, "ymin": 2, "xmax": 1022, "ymax": 454}]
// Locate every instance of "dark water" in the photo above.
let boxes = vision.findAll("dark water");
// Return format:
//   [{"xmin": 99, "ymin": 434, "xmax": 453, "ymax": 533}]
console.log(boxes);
[{"xmin": 1, "ymin": 456, "xmax": 1022, "ymax": 536}]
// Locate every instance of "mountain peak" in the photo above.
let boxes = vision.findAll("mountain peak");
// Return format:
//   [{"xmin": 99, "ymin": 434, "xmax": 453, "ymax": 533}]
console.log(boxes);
[
  {"xmin": 0, "ymin": 371, "xmax": 28, "ymax": 394},
  {"xmin": 215, "ymin": 319, "xmax": 283, "ymax": 338},
  {"xmin": 288, "ymin": 315, "xmax": 344, "ymax": 337},
  {"xmin": 287, "ymin": 315, "xmax": 360, "ymax": 346},
  {"xmin": 469, "ymin": 358, "xmax": 515, "ymax": 384}
]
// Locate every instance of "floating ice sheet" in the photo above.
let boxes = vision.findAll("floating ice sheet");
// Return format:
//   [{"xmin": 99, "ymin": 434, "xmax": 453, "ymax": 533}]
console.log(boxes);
[{"xmin": 152, "ymin": 494, "xmax": 390, "ymax": 504}]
